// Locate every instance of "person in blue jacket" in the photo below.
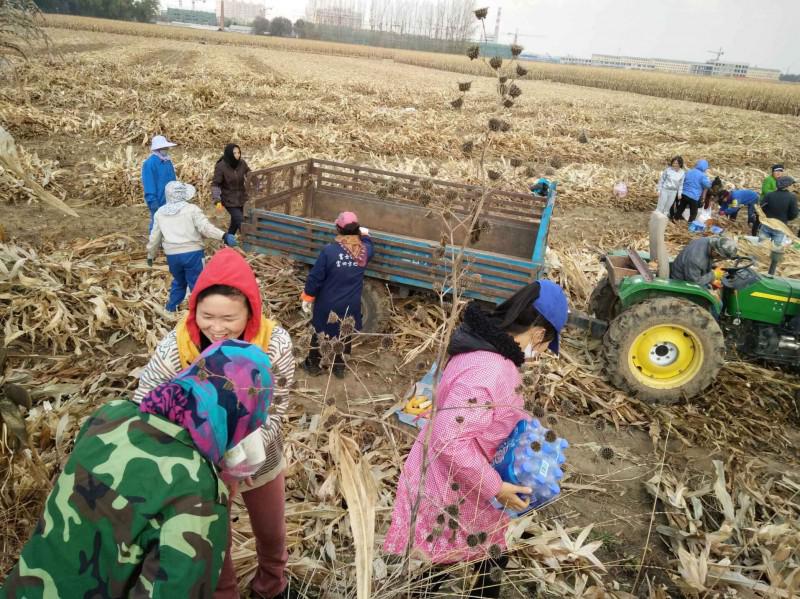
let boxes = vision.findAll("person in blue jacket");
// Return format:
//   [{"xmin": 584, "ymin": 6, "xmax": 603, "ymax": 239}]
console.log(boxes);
[
  {"xmin": 719, "ymin": 188, "xmax": 760, "ymax": 228},
  {"xmin": 301, "ymin": 211, "xmax": 374, "ymax": 378},
  {"xmin": 673, "ymin": 159, "xmax": 711, "ymax": 223},
  {"xmin": 142, "ymin": 135, "xmax": 178, "ymax": 232}
]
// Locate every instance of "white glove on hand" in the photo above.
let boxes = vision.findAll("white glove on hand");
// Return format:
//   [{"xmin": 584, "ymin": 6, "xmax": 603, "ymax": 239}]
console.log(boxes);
[
  {"xmin": 301, "ymin": 300, "xmax": 313, "ymax": 315},
  {"xmin": 359, "ymin": 226, "xmax": 370, "ymax": 236}
]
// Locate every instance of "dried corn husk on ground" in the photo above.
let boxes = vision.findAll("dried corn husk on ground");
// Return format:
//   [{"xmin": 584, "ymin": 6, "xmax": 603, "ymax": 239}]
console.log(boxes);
[
  {"xmin": 0, "ymin": 125, "xmax": 75, "ymax": 216},
  {"xmin": 645, "ymin": 459, "xmax": 800, "ymax": 597}
]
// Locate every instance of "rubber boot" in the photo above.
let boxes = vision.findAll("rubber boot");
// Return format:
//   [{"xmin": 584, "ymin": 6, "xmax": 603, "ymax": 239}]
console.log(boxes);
[{"xmin": 768, "ymin": 247, "xmax": 784, "ymax": 275}]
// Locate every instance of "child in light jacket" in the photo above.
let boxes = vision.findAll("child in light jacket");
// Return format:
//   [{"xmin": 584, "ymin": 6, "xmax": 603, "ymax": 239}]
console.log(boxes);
[
  {"xmin": 656, "ymin": 155, "xmax": 685, "ymax": 217},
  {"xmin": 147, "ymin": 180, "xmax": 236, "ymax": 312}
]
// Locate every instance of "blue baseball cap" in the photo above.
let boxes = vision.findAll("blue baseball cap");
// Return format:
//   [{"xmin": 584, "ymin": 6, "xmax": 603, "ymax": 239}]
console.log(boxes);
[{"xmin": 533, "ymin": 279, "xmax": 569, "ymax": 355}]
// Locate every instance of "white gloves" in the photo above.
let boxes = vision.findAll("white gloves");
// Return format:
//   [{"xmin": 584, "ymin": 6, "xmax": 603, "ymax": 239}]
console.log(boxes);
[
  {"xmin": 301, "ymin": 300, "xmax": 313, "ymax": 315},
  {"xmin": 359, "ymin": 227, "xmax": 370, "ymax": 236}
]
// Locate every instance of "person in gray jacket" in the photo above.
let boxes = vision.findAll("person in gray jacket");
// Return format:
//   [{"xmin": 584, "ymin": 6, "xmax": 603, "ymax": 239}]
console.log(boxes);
[
  {"xmin": 670, "ymin": 236, "xmax": 737, "ymax": 287},
  {"xmin": 147, "ymin": 181, "xmax": 237, "ymax": 312}
]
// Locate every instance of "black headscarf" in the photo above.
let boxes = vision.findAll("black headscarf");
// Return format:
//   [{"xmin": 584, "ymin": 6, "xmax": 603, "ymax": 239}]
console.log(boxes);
[{"xmin": 220, "ymin": 144, "xmax": 240, "ymax": 169}]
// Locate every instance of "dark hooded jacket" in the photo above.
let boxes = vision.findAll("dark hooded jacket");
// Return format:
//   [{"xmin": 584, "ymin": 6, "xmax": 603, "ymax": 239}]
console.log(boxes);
[{"xmin": 211, "ymin": 145, "xmax": 251, "ymax": 208}]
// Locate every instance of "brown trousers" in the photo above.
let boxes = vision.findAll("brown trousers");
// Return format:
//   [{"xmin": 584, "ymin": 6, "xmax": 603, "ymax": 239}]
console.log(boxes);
[{"xmin": 215, "ymin": 471, "xmax": 288, "ymax": 599}]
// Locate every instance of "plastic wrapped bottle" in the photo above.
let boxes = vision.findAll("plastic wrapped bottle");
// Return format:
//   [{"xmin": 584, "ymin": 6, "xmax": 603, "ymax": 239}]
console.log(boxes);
[{"xmin": 490, "ymin": 418, "xmax": 568, "ymax": 517}]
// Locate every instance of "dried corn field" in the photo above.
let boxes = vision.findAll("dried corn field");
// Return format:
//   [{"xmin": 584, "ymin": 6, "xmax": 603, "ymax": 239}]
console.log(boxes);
[{"xmin": 1, "ymin": 18, "xmax": 800, "ymax": 599}]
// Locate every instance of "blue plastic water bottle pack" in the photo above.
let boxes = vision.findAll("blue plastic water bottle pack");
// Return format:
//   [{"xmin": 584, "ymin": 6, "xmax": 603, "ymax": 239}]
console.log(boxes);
[{"xmin": 490, "ymin": 418, "xmax": 569, "ymax": 518}]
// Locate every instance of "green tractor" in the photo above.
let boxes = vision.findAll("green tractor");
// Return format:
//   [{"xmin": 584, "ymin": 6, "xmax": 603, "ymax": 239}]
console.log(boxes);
[{"xmin": 585, "ymin": 214, "xmax": 800, "ymax": 404}]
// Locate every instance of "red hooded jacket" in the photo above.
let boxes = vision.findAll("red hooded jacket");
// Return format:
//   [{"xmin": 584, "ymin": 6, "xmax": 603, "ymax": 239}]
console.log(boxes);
[{"xmin": 186, "ymin": 248, "xmax": 264, "ymax": 345}]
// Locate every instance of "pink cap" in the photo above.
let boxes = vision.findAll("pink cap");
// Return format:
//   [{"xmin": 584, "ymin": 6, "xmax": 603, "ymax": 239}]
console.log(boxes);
[{"xmin": 335, "ymin": 211, "xmax": 358, "ymax": 227}]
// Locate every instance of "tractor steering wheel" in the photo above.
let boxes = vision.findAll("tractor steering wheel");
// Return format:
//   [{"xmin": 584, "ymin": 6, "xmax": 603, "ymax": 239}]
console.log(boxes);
[{"xmin": 720, "ymin": 256, "xmax": 755, "ymax": 275}]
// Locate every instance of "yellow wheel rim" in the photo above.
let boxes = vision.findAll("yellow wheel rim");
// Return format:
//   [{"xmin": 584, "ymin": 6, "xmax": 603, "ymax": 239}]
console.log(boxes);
[{"xmin": 628, "ymin": 324, "xmax": 704, "ymax": 390}]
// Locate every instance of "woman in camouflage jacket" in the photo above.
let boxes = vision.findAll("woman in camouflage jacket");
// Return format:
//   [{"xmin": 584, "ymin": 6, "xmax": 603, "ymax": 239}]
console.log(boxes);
[{"xmin": 0, "ymin": 340, "xmax": 273, "ymax": 599}]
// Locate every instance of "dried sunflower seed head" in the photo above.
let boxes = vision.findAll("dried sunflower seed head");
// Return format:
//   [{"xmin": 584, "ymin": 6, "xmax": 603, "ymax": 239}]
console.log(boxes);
[
  {"xmin": 487, "ymin": 170, "xmax": 501, "ymax": 181},
  {"xmin": 474, "ymin": 7, "xmax": 489, "ymax": 19},
  {"xmin": 532, "ymin": 404, "xmax": 546, "ymax": 418},
  {"xmin": 461, "ymin": 140, "xmax": 474, "ymax": 155},
  {"xmin": 546, "ymin": 414, "xmax": 558, "ymax": 426},
  {"xmin": 503, "ymin": 98, "xmax": 514, "ymax": 109},
  {"xmin": 489, "ymin": 567, "xmax": 503, "ymax": 582},
  {"xmin": 524, "ymin": 165, "xmax": 537, "ymax": 178},
  {"xmin": 499, "ymin": 75, "xmax": 508, "ymax": 84},
  {"xmin": 508, "ymin": 84, "xmax": 522, "ymax": 98},
  {"xmin": 420, "ymin": 178, "xmax": 433, "ymax": 190},
  {"xmin": 445, "ymin": 504, "xmax": 459, "ymax": 516},
  {"xmin": 488, "ymin": 544, "xmax": 502, "ymax": 560},
  {"xmin": 436, "ymin": 514, "xmax": 445, "ymax": 524},
  {"xmin": 450, "ymin": 97, "xmax": 464, "ymax": 110},
  {"xmin": 544, "ymin": 430, "xmax": 557, "ymax": 443},
  {"xmin": 516, "ymin": 64, "xmax": 529, "ymax": 77},
  {"xmin": 499, "ymin": 120, "xmax": 511, "ymax": 132},
  {"xmin": 594, "ymin": 418, "xmax": 606, "ymax": 431},
  {"xmin": 560, "ymin": 399, "xmax": 576, "ymax": 415},
  {"xmin": 578, "ymin": 130, "xmax": 589, "ymax": 143},
  {"xmin": 327, "ymin": 311, "xmax": 340, "ymax": 324},
  {"xmin": 511, "ymin": 44, "xmax": 524, "ymax": 57},
  {"xmin": 466, "ymin": 534, "xmax": 479, "ymax": 547},
  {"xmin": 451, "ymin": 482, "xmax": 460, "ymax": 491},
  {"xmin": 458, "ymin": 81, "xmax": 472, "ymax": 92},
  {"xmin": 600, "ymin": 446, "xmax": 615, "ymax": 460},
  {"xmin": 447, "ymin": 518, "xmax": 459, "ymax": 530},
  {"xmin": 380, "ymin": 336, "xmax": 394, "ymax": 349},
  {"xmin": 428, "ymin": 165, "xmax": 439, "ymax": 176},
  {"xmin": 531, "ymin": 441, "xmax": 542, "ymax": 452},
  {"xmin": 339, "ymin": 320, "xmax": 355, "ymax": 337},
  {"xmin": 466, "ymin": 44, "xmax": 480, "ymax": 60},
  {"xmin": 510, "ymin": 157, "xmax": 523, "ymax": 168},
  {"xmin": 332, "ymin": 341, "xmax": 346, "ymax": 354},
  {"xmin": 488, "ymin": 118, "xmax": 502, "ymax": 131},
  {"xmin": 445, "ymin": 189, "xmax": 458, "ymax": 201},
  {"xmin": 478, "ymin": 532, "xmax": 488, "ymax": 544},
  {"xmin": 489, "ymin": 56, "xmax": 503, "ymax": 70}
]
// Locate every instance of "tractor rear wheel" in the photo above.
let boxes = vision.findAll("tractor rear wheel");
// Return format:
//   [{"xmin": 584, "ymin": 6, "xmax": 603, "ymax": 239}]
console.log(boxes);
[
  {"xmin": 604, "ymin": 297, "xmax": 724, "ymax": 404},
  {"xmin": 589, "ymin": 276, "xmax": 620, "ymax": 322},
  {"xmin": 360, "ymin": 279, "xmax": 392, "ymax": 334}
]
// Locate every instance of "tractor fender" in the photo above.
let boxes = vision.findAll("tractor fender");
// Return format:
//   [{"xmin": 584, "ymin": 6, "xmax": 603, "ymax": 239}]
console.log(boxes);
[{"xmin": 617, "ymin": 277, "xmax": 721, "ymax": 315}]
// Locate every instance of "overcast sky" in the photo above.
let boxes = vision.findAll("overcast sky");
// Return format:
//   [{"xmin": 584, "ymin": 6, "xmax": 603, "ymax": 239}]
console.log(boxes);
[{"xmin": 162, "ymin": 0, "xmax": 798, "ymax": 71}]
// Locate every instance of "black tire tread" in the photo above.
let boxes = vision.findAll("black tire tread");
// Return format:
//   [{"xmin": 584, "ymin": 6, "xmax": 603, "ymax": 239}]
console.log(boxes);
[{"xmin": 603, "ymin": 297, "xmax": 724, "ymax": 405}]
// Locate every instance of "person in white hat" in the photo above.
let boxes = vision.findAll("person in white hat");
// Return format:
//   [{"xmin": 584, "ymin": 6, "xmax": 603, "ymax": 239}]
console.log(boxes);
[{"xmin": 142, "ymin": 135, "xmax": 177, "ymax": 232}]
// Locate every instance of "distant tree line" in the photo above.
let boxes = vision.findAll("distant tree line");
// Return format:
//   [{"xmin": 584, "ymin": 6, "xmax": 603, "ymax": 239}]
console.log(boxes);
[
  {"xmin": 251, "ymin": 15, "xmax": 293, "ymax": 37},
  {"xmin": 34, "ymin": 0, "xmax": 159, "ymax": 22},
  {"xmin": 780, "ymin": 73, "xmax": 800, "ymax": 82}
]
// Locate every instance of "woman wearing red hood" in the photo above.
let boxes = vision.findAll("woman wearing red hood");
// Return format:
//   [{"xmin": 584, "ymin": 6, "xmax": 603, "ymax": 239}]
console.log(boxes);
[{"xmin": 134, "ymin": 247, "xmax": 295, "ymax": 599}]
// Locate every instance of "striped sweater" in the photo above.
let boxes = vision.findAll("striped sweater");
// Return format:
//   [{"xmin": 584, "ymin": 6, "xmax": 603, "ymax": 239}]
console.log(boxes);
[{"xmin": 132, "ymin": 326, "xmax": 295, "ymax": 482}]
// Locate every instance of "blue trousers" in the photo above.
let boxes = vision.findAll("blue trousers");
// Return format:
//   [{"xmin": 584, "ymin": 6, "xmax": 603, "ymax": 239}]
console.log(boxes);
[{"xmin": 166, "ymin": 250, "xmax": 204, "ymax": 312}]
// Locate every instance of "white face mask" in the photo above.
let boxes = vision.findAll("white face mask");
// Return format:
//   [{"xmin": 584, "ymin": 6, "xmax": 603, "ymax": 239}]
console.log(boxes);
[{"xmin": 523, "ymin": 343, "xmax": 538, "ymax": 360}]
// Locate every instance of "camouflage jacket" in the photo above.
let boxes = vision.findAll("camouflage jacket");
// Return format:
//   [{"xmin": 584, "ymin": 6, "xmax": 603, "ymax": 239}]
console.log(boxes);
[{"xmin": 1, "ymin": 400, "xmax": 229, "ymax": 598}]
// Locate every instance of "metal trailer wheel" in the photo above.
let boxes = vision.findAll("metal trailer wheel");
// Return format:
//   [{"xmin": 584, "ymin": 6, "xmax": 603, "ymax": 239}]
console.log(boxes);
[{"xmin": 360, "ymin": 280, "xmax": 392, "ymax": 334}]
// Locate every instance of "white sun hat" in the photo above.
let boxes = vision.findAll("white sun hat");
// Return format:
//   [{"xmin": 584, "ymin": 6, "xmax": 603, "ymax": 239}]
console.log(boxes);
[{"xmin": 150, "ymin": 135, "xmax": 177, "ymax": 151}]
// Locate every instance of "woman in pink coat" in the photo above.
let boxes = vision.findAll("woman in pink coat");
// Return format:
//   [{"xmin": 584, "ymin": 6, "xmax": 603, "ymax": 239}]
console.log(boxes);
[{"xmin": 384, "ymin": 280, "xmax": 569, "ymax": 598}]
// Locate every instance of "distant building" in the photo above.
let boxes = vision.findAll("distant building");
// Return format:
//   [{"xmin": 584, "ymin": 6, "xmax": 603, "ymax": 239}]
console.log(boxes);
[
  {"xmin": 560, "ymin": 55, "xmax": 592, "ymax": 66},
  {"xmin": 585, "ymin": 53, "xmax": 780, "ymax": 81},
  {"xmin": 308, "ymin": 6, "xmax": 363, "ymax": 29},
  {"xmin": 165, "ymin": 7, "xmax": 217, "ymax": 26},
  {"xmin": 221, "ymin": 0, "xmax": 265, "ymax": 24}
]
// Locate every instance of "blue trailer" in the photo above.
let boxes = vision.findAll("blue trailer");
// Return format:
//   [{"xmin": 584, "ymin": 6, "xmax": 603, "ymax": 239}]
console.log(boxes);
[{"xmin": 241, "ymin": 159, "xmax": 556, "ymax": 331}]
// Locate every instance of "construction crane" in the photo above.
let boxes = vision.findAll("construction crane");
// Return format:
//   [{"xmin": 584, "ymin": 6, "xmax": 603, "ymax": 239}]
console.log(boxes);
[
  {"xmin": 506, "ymin": 29, "xmax": 545, "ymax": 45},
  {"xmin": 708, "ymin": 47, "xmax": 724, "ymax": 62}
]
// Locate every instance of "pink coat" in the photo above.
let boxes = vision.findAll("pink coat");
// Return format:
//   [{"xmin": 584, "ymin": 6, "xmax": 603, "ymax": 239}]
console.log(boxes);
[{"xmin": 383, "ymin": 351, "xmax": 526, "ymax": 562}]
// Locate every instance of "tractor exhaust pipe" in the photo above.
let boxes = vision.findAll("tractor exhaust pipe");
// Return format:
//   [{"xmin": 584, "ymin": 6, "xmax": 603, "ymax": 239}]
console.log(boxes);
[
  {"xmin": 769, "ymin": 246, "xmax": 784, "ymax": 275},
  {"xmin": 649, "ymin": 211, "xmax": 670, "ymax": 279}
]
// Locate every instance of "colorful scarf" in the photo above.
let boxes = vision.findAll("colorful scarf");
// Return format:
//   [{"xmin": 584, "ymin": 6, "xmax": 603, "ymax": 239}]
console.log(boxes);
[
  {"xmin": 139, "ymin": 340, "xmax": 273, "ymax": 465},
  {"xmin": 336, "ymin": 235, "xmax": 367, "ymax": 267}
]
